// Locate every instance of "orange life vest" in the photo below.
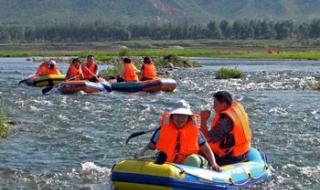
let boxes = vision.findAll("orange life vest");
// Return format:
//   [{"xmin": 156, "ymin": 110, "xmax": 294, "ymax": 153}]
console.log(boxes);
[
  {"xmin": 123, "ymin": 63, "xmax": 138, "ymax": 82},
  {"xmin": 35, "ymin": 62, "xmax": 61, "ymax": 76},
  {"xmin": 46, "ymin": 68, "xmax": 61, "ymax": 75},
  {"xmin": 66, "ymin": 64, "xmax": 84, "ymax": 80},
  {"xmin": 156, "ymin": 112, "xmax": 200, "ymax": 163},
  {"xmin": 82, "ymin": 62, "xmax": 97, "ymax": 80},
  {"xmin": 141, "ymin": 63, "xmax": 157, "ymax": 80},
  {"xmin": 209, "ymin": 101, "xmax": 251, "ymax": 157}
]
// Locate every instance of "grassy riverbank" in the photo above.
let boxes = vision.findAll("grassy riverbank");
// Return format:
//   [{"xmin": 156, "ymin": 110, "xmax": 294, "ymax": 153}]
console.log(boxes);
[
  {"xmin": 0, "ymin": 39, "xmax": 320, "ymax": 61},
  {"xmin": 1, "ymin": 49, "xmax": 320, "ymax": 61}
]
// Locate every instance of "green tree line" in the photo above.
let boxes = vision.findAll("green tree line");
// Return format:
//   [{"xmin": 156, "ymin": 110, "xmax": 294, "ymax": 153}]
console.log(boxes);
[{"xmin": 0, "ymin": 19, "xmax": 320, "ymax": 43}]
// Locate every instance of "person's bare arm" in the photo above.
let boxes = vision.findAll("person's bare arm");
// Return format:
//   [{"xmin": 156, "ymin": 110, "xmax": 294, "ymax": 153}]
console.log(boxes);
[
  {"xmin": 200, "ymin": 142, "xmax": 220, "ymax": 171},
  {"xmin": 134, "ymin": 142, "xmax": 156, "ymax": 159},
  {"xmin": 200, "ymin": 110, "xmax": 211, "ymax": 139}
]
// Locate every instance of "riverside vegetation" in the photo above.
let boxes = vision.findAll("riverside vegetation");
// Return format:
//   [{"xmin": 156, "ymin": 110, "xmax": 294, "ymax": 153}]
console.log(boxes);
[
  {"xmin": 0, "ymin": 104, "xmax": 14, "ymax": 138},
  {"xmin": 216, "ymin": 68, "xmax": 245, "ymax": 79}
]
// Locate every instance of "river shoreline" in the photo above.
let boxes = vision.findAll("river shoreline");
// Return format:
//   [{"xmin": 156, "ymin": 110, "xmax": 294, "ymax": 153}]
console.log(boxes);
[{"xmin": 1, "ymin": 39, "xmax": 320, "ymax": 61}]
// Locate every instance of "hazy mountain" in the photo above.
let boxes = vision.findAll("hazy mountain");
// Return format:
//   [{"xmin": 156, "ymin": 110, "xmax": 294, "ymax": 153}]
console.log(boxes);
[{"xmin": 1, "ymin": 0, "xmax": 320, "ymax": 26}]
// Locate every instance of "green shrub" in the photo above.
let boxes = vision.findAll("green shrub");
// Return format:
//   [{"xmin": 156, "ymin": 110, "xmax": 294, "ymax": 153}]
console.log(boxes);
[
  {"xmin": 118, "ymin": 47, "xmax": 130, "ymax": 56},
  {"xmin": 313, "ymin": 81, "xmax": 320, "ymax": 90},
  {"xmin": 216, "ymin": 67, "xmax": 245, "ymax": 79},
  {"xmin": 0, "ymin": 109, "xmax": 10, "ymax": 138},
  {"xmin": 0, "ymin": 123, "xmax": 10, "ymax": 138},
  {"xmin": 157, "ymin": 54, "xmax": 200, "ymax": 68}
]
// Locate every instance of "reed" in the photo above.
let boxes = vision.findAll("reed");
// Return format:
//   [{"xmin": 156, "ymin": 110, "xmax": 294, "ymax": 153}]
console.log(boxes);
[
  {"xmin": 0, "ymin": 105, "xmax": 10, "ymax": 138},
  {"xmin": 216, "ymin": 67, "xmax": 245, "ymax": 79}
]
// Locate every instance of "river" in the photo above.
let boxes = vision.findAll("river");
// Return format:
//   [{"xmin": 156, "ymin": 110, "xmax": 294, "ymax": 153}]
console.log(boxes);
[{"xmin": 0, "ymin": 58, "xmax": 319, "ymax": 189}]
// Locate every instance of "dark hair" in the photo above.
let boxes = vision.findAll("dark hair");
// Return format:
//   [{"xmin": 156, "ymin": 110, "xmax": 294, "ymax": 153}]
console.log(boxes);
[
  {"xmin": 87, "ymin": 55, "xmax": 94, "ymax": 59},
  {"xmin": 213, "ymin": 91, "xmax": 232, "ymax": 106},
  {"xmin": 72, "ymin": 58, "xmax": 80, "ymax": 63},
  {"xmin": 123, "ymin": 57, "xmax": 131, "ymax": 63},
  {"xmin": 144, "ymin": 56, "xmax": 151, "ymax": 63}
]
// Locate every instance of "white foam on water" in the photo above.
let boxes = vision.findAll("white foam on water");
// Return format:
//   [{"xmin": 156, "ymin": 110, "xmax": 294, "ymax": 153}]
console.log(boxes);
[
  {"xmin": 300, "ymin": 165, "xmax": 320, "ymax": 178},
  {"xmin": 268, "ymin": 107, "xmax": 289, "ymax": 116},
  {"xmin": 31, "ymin": 99, "xmax": 53, "ymax": 106},
  {"xmin": 57, "ymin": 114, "xmax": 69, "ymax": 122},
  {"xmin": 81, "ymin": 162, "xmax": 110, "ymax": 174},
  {"xmin": 15, "ymin": 100, "xmax": 25, "ymax": 108},
  {"xmin": 29, "ymin": 105, "xmax": 42, "ymax": 112}
]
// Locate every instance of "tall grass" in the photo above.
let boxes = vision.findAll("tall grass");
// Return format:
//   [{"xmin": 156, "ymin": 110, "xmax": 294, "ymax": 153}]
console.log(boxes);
[
  {"xmin": 0, "ymin": 104, "xmax": 10, "ymax": 138},
  {"xmin": 216, "ymin": 67, "xmax": 245, "ymax": 79}
]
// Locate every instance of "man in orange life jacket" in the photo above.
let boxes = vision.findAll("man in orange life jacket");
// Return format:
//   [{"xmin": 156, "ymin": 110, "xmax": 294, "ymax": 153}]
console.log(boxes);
[
  {"xmin": 134, "ymin": 100, "xmax": 220, "ymax": 171},
  {"xmin": 35, "ymin": 60, "xmax": 61, "ymax": 76},
  {"xmin": 140, "ymin": 56, "xmax": 157, "ymax": 81},
  {"xmin": 82, "ymin": 55, "xmax": 99, "ymax": 82},
  {"xmin": 65, "ymin": 58, "xmax": 84, "ymax": 80},
  {"xmin": 118, "ymin": 57, "xmax": 139, "ymax": 82},
  {"xmin": 200, "ymin": 91, "xmax": 252, "ymax": 165}
]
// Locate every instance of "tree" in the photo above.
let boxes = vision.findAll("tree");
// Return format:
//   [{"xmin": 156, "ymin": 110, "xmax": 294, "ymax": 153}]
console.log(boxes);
[
  {"xmin": 219, "ymin": 20, "xmax": 232, "ymax": 39},
  {"xmin": 207, "ymin": 20, "xmax": 221, "ymax": 39},
  {"xmin": 309, "ymin": 19, "xmax": 320, "ymax": 38}
]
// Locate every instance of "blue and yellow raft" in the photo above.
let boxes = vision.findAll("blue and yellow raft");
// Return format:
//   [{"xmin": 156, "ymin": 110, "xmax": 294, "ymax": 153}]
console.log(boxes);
[
  {"xmin": 23, "ymin": 74, "xmax": 65, "ymax": 87},
  {"xmin": 110, "ymin": 78, "xmax": 177, "ymax": 93},
  {"xmin": 111, "ymin": 148, "xmax": 271, "ymax": 190}
]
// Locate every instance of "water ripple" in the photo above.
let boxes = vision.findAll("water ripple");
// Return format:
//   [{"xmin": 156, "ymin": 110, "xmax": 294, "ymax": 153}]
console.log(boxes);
[{"xmin": 0, "ymin": 58, "xmax": 319, "ymax": 189}]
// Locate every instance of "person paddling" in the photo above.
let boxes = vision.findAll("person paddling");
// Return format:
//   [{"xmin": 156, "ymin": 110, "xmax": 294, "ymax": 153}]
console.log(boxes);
[
  {"xmin": 65, "ymin": 58, "xmax": 84, "ymax": 80},
  {"xmin": 135, "ymin": 100, "xmax": 220, "ymax": 171},
  {"xmin": 35, "ymin": 60, "xmax": 61, "ymax": 76},
  {"xmin": 82, "ymin": 55, "xmax": 99, "ymax": 82}
]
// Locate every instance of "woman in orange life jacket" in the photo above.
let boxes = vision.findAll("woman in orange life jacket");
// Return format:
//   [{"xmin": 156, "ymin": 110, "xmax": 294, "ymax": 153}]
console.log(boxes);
[
  {"xmin": 35, "ymin": 60, "xmax": 61, "ymax": 76},
  {"xmin": 140, "ymin": 56, "xmax": 157, "ymax": 81},
  {"xmin": 117, "ymin": 57, "xmax": 140, "ymax": 82},
  {"xmin": 65, "ymin": 58, "xmax": 84, "ymax": 80},
  {"xmin": 82, "ymin": 55, "xmax": 99, "ymax": 82},
  {"xmin": 200, "ymin": 91, "xmax": 252, "ymax": 166},
  {"xmin": 134, "ymin": 100, "xmax": 220, "ymax": 171}
]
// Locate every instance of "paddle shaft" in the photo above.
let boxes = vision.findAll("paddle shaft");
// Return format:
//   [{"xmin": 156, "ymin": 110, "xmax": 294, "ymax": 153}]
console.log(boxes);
[
  {"xmin": 125, "ymin": 128, "xmax": 158, "ymax": 144},
  {"xmin": 82, "ymin": 64, "xmax": 99, "ymax": 81}
]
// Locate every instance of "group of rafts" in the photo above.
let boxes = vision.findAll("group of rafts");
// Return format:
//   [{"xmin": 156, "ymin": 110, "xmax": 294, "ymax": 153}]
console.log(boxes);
[
  {"xmin": 20, "ymin": 56, "xmax": 177, "ymax": 94},
  {"xmin": 20, "ymin": 57, "xmax": 272, "ymax": 189}
]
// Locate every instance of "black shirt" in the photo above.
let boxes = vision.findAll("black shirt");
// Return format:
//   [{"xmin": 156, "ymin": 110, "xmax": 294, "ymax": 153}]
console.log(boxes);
[{"xmin": 208, "ymin": 114, "xmax": 235, "ymax": 149}]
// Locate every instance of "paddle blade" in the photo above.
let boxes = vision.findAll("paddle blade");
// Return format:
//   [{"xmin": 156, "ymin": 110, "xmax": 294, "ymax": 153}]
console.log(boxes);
[
  {"xmin": 125, "ymin": 131, "xmax": 146, "ymax": 144},
  {"xmin": 18, "ymin": 79, "xmax": 26, "ymax": 85},
  {"xmin": 42, "ymin": 86, "xmax": 53, "ymax": 95}
]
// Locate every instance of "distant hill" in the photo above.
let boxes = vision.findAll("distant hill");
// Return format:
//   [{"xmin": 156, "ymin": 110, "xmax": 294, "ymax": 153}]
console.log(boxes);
[{"xmin": 1, "ymin": 0, "xmax": 320, "ymax": 26}]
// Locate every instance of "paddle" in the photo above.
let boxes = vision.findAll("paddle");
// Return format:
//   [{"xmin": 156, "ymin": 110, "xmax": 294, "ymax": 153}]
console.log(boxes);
[
  {"xmin": 82, "ymin": 65, "xmax": 111, "ymax": 92},
  {"xmin": 18, "ymin": 74, "xmax": 36, "ymax": 85},
  {"xmin": 82, "ymin": 64, "xmax": 99, "ymax": 82},
  {"xmin": 41, "ymin": 84, "xmax": 55, "ymax": 95},
  {"xmin": 42, "ymin": 76, "xmax": 77, "ymax": 95},
  {"xmin": 18, "ymin": 78, "xmax": 28, "ymax": 85},
  {"xmin": 125, "ymin": 128, "xmax": 158, "ymax": 144}
]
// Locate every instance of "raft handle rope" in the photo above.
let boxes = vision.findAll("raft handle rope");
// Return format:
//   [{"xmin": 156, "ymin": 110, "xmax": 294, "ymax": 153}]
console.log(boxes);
[
  {"xmin": 260, "ymin": 149, "xmax": 274, "ymax": 172},
  {"xmin": 229, "ymin": 163, "xmax": 268, "ymax": 186},
  {"xmin": 169, "ymin": 163, "xmax": 217, "ymax": 182}
]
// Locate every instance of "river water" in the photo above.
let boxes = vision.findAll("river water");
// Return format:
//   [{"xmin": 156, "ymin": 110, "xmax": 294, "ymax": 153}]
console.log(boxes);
[{"xmin": 0, "ymin": 58, "xmax": 319, "ymax": 189}]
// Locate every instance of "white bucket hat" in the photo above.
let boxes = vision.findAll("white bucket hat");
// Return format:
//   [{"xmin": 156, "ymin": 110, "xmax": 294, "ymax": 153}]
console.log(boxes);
[
  {"xmin": 49, "ymin": 60, "xmax": 56, "ymax": 66},
  {"xmin": 170, "ymin": 100, "xmax": 193, "ymax": 116}
]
